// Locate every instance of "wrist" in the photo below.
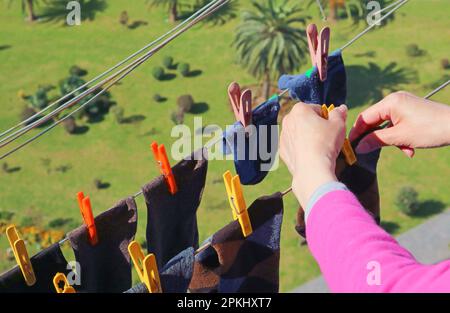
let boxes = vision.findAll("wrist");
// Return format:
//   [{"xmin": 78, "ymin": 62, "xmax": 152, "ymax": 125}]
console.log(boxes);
[{"xmin": 292, "ymin": 169, "xmax": 338, "ymax": 208}]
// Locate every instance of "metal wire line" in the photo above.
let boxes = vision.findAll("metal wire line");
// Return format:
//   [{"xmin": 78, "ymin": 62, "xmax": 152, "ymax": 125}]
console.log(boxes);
[
  {"xmin": 0, "ymin": 0, "xmax": 223, "ymax": 141},
  {"xmin": 0, "ymin": 0, "xmax": 227, "ymax": 149},
  {"xmin": 0, "ymin": 0, "xmax": 230, "ymax": 160}
]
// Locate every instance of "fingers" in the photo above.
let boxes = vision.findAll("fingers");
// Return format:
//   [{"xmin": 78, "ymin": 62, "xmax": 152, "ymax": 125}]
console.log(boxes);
[
  {"xmin": 355, "ymin": 127, "xmax": 397, "ymax": 154},
  {"xmin": 399, "ymin": 146, "xmax": 415, "ymax": 158},
  {"xmin": 328, "ymin": 104, "xmax": 348, "ymax": 123},
  {"xmin": 349, "ymin": 97, "xmax": 393, "ymax": 142}
]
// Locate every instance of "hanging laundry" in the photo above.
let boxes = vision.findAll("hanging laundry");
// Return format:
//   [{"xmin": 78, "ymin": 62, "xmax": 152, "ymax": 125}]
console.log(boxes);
[
  {"xmin": 0, "ymin": 243, "xmax": 69, "ymax": 293},
  {"xmin": 279, "ymin": 50, "xmax": 382, "ymax": 237},
  {"xmin": 143, "ymin": 148, "xmax": 208, "ymax": 268},
  {"xmin": 222, "ymin": 96, "xmax": 281, "ymax": 185},
  {"xmin": 189, "ymin": 193, "xmax": 283, "ymax": 293},
  {"xmin": 278, "ymin": 49, "xmax": 347, "ymax": 106},
  {"xmin": 125, "ymin": 247, "xmax": 195, "ymax": 293},
  {"xmin": 67, "ymin": 197, "xmax": 137, "ymax": 293}
]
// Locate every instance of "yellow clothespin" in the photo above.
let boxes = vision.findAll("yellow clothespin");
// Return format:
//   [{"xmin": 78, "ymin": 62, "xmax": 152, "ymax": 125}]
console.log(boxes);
[
  {"xmin": 6, "ymin": 225, "xmax": 36, "ymax": 286},
  {"xmin": 223, "ymin": 171, "xmax": 252, "ymax": 237},
  {"xmin": 321, "ymin": 104, "xmax": 357, "ymax": 166},
  {"xmin": 53, "ymin": 273, "xmax": 76, "ymax": 293},
  {"xmin": 128, "ymin": 241, "xmax": 161, "ymax": 293}
]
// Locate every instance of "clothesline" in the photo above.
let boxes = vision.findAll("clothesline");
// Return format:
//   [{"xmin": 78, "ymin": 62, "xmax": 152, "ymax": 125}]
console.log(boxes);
[{"xmin": 0, "ymin": 0, "xmax": 409, "ymax": 160}]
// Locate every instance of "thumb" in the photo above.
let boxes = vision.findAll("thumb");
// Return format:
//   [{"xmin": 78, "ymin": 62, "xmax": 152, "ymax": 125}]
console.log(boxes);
[
  {"xmin": 328, "ymin": 104, "xmax": 348, "ymax": 123},
  {"xmin": 355, "ymin": 127, "xmax": 398, "ymax": 154}
]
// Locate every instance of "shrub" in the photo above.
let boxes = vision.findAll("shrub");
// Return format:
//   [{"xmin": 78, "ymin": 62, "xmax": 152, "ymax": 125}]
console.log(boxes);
[
  {"xmin": 177, "ymin": 95, "xmax": 194, "ymax": 113},
  {"xmin": 69, "ymin": 65, "xmax": 88, "ymax": 77},
  {"xmin": 405, "ymin": 44, "xmax": 422, "ymax": 57},
  {"xmin": 163, "ymin": 56, "xmax": 174, "ymax": 69},
  {"xmin": 111, "ymin": 105, "xmax": 125, "ymax": 123},
  {"xmin": 119, "ymin": 11, "xmax": 129, "ymax": 26},
  {"xmin": 48, "ymin": 218, "xmax": 74, "ymax": 229},
  {"xmin": 20, "ymin": 216, "xmax": 35, "ymax": 228},
  {"xmin": 153, "ymin": 94, "xmax": 164, "ymax": 102},
  {"xmin": 152, "ymin": 66, "xmax": 165, "ymax": 80},
  {"xmin": 20, "ymin": 106, "xmax": 38, "ymax": 125},
  {"xmin": 28, "ymin": 86, "xmax": 50, "ymax": 110},
  {"xmin": 171, "ymin": 110, "xmax": 184, "ymax": 125},
  {"xmin": 395, "ymin": 186, "xmax": 420, "ymax": 215},
  {"xmin": 62, "ymin": 116, "xmax": 77, "ymax": 134},
  {"xmin": 0, "ymin": 210, "xmax": 14, "ymax": 221},
  {"xmin": 179, "ymin": 63, "xmax": 190, "ymax": 77},
  {"xmin": 441, "ymin": 58, "xmax": 450, "ymax": 70}
]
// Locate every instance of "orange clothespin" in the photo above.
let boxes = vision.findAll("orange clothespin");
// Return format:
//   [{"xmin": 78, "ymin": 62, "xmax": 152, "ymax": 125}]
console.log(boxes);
[
  {"xmin": 223, "ymin": 171, "xmax": 252, "ymax": 237},
  {"xmin": 151, "ymin": 142, "xmax": 178, "ymax": 195},
  {"xmin": 76, "ymin": 192, "xmax": 98, "ymax": 246},
  {"xmin": 227, "ymin": 82, "xmax": 252, "ymax": 128},
  {"xmin": 6, "ymin": 225, "xmax": 36, "ymax": 286},
  {"xmin": 321, "ymin": 105, "xmax": 357, "ymax": 166},
  {"xmin": 307, "ymin": 24, "xmax": 330, "ymax": 82},
  {"xmin": 53, "ymin": 273, "xmax": 76, "ymax": 293},
  {"xmin": 128, "ymin": 241, "xmax": 162, "ymax": 293}
]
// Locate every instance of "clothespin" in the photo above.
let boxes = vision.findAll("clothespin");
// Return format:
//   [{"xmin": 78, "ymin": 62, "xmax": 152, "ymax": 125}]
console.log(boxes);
[
  {"xmin": 151, "ymin": 142, "xmax": 178, "ymax": 195},
  {"xmin": 321, "ymin": 105, "xmax": 357, "ymax": 165},
  {"xmin": 128, "ymin": 241, "xmax": 162, "ymax": 293},
  {"xmin": 6, "ymin": 225, "xmax": 36, "ymax": 286},
  {"xmin": 53, "ymin": 273, "xmax": 76, "ymax": 293},
  {"xmin": 223, "ymin": 171, "xmax": 252, "ymax": 237},
  {"xmin": 307, "ymin": 24, "xmax": 330, "ymax": 82},
  {"xmin": 76, "ymin": 192, "xmax": 98, "ymax": 246},
  {"xmin": 227, "ymin": 82, "xmax": 252, "ymax": 128}
]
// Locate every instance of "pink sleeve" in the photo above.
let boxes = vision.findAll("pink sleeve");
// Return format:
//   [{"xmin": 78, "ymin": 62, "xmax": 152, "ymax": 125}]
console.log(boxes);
[{"xmin": 306, "ymin": 190, "xmax": 450, "ymax": 293}]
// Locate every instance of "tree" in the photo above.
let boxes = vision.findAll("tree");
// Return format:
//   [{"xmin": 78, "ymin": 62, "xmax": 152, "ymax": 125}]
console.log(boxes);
[
  {"xmin": 233, "ymin": 0, "xmax": 308, "ymax": 99},
  {"xmin": 7, "ymin": 0, "xmax": 46, "ymax": 22},
  {"xmin": 147, "ymin": 0, "xmax": 179, "ymax": 23}
]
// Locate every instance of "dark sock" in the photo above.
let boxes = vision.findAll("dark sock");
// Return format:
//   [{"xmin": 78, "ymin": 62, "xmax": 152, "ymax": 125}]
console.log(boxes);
[
  {"xmin": 223, "ymin": 96, "xmax": 281, "ymax": 185},
  {"xmin": 0, "ymin": 243, "xmax": 68, "ymax": 293},
  {"xmin": 189, "ymin": 193, "xmax": 283, "ymax": 293},
  {"xmin": 68, "ymin": 197, "xmax": 137, "ymax": 293},
  {"xmin": 278, "ymin": 49, "xmax": 347, "ymax": 106},
  {"xmin": 143, "ymin": 148, "xmax": 208, "ymax": 268},
  {"xmin": 124, "ymin": 247, "xmax": 195, "ymax": 293}
]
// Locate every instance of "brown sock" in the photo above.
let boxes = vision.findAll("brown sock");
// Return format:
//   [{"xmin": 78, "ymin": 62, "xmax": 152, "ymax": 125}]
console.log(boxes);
[
  {"xmin": 68, "ymin": 197, "xmax": 137, "ymax": 293},
  {"xmin": 189, "ymin": 193, "xmax": 283, "ymax": 293},
  {"xmin": 0, "ymin": 243, "xmax": 69, "ymax": 293},
  {"xmin": 143, "ymin": 148, "xmax": 208, "ymax": 268}
]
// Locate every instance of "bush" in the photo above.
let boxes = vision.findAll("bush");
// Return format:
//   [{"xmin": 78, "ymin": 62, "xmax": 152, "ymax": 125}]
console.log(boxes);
[
  {"xmin": 62, "ymin": 116, "xmax": 77, "ymax": 134},
  {"xmin": 153, "ymin": 93, "xmax": 164, "ymax": 102},
  {"xmin": 179, "ymin": 63, "xmax": 190, "ymax": 77},
  {"xmin": 0, "ymin": 210, "xmax": 14, "ymax": 221},
  {"xmin": 119, "ymin": 11, "xmax": 129, "ymax": 26},
  {"xmin": 20, "ymin": 216, "xmax": 35, "ymax": 228},
  {"xmin": 171, "ymin": 110, "xmax": 184, "ymax": 125},
  {"xmin": 177, "ymin": 95, "xmax": 194, "ymax": 113},
  {"xmin": 395, "ymin": 186, "xmax": 420, "ymax": 215},
  {"xmin": 20, "ymin": 106, "xmax": 38, "ymax": 125},
  {"xmin": 28, "ymin": 86, "xmax": 50, "ymax": 110},
  {"xmin": 405, "ymin": 44, "xmax": 423, "ymax": 57},
  {"xmin": 441, "ymin": 58, "xmax": 450, "ymax": 70},
  {"xmin": 111, "ymin": 105, "xmax": 125, "ymax": 123},
  {"xmin": 163, "ymin": 56, "xmax": 174, "ymax": 69},
  {"xmin": 69, "ymin": 65, "xmax": 88, "ymax": 77},
  {"xmin": 152, "ymin": 66, "xmax": 165, "ymax": 80},
  {"xmin": 48, "ymin": 218, "xmax": 74, "ymax": 229}
]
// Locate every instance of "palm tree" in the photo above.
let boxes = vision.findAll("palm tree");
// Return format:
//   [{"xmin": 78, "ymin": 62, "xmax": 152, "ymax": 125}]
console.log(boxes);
[
  {"xmin": 147, "ymin": 0, "xmax": 179, "ymax": 23},
  {"xmin": 233, "ymin": 0, "xmax": 309, "ymax": 99},
  {"xmin": 7, "ymin": 0, "xmax": 47, "ymax": 22}
]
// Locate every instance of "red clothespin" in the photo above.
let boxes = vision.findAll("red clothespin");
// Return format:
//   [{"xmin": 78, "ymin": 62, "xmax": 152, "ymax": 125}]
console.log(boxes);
[
  {"xmin": 76, "ymin": 192, "xmax": 98, "ymax": 246},
  {"xmin": 307, "ymin": 24, "xmax": 330, "ymax": 82},
  {"xmin": 151, "ymin": 142, "xmax": 178, "ymax": 195},
  {"xmin": 227, "ymin": 82, "xmax": 252, "ymax": 128}
]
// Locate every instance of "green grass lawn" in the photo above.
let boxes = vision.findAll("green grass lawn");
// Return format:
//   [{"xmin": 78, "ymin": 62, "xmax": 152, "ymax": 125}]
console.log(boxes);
[{"xmin": 0, "ymin": 0, "xmax": 449, "ymax": 291}]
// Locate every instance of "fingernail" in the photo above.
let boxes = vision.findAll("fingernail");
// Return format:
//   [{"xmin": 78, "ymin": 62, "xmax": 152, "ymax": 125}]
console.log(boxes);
[{"xmin": 339, "ymin": 104, "xmax": 348, "ymax": 112}]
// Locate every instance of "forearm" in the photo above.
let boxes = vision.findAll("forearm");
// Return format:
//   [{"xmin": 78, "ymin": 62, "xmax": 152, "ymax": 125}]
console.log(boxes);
[{"xmin": 305, "ymin": 188, "xmax": 450, "ymax": 293}]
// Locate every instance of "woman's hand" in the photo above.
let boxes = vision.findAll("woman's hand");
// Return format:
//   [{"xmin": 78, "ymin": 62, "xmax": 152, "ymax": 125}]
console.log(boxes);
[
  {"xmin": 349, "ymin": 91, "xmax": 450, "ymax": 157},
  {"xmin": 280, "ymin": 103, "xmax": 348, "ymax": 208}
]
